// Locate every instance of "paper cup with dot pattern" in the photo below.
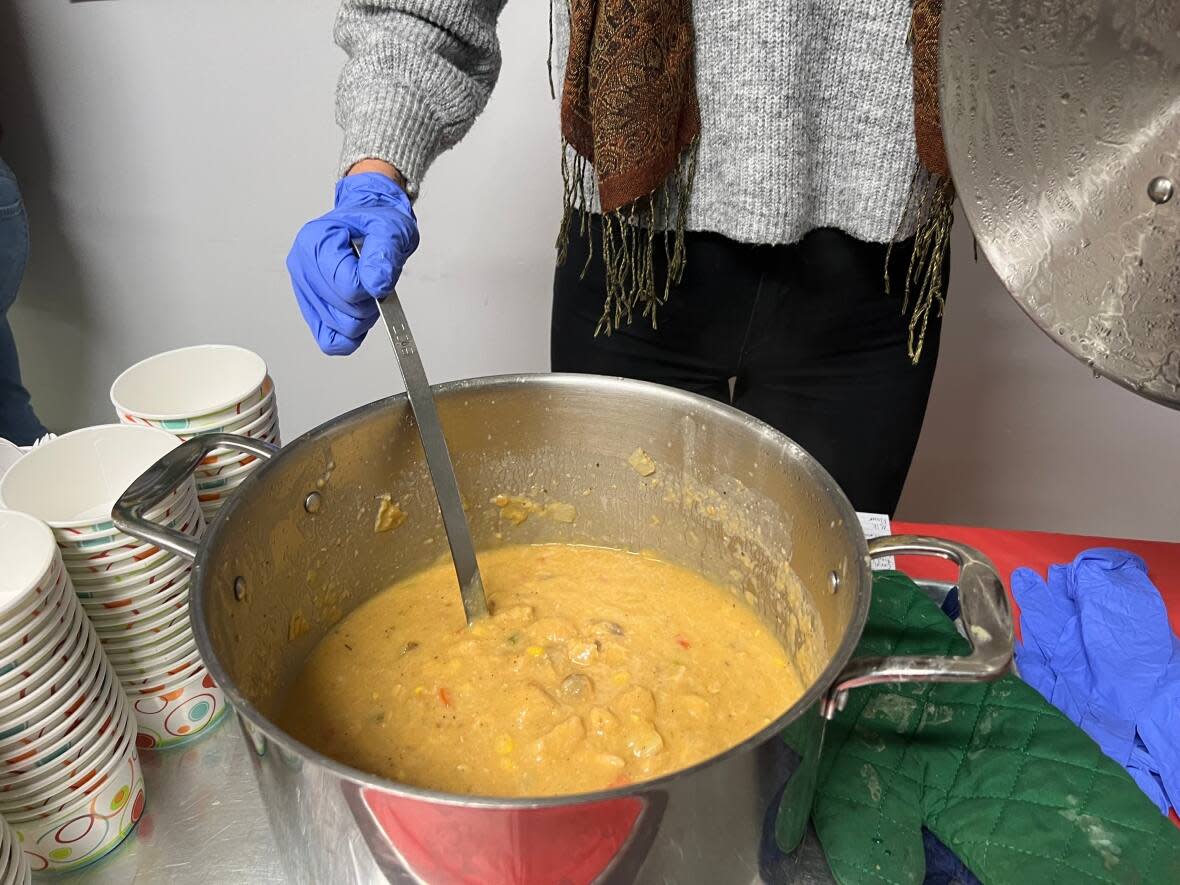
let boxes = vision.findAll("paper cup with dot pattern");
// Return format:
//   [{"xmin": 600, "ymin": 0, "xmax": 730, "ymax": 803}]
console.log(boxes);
[
  {"xmin": 9, "ymin": 727, "xmax": 144, "ymax": 873},
  {"xmin": 132, "ymin": 667, "xmax": 226, "ymax": 750},
  {"xmin": 0, "ymin": 813, "xmax": 32, "ymax": 885}
]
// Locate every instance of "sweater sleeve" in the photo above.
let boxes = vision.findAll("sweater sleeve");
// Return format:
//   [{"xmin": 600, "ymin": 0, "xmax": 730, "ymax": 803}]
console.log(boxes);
[{"xmin": 334, "ymin": 0, "xmax": 509, "ymax": 192}]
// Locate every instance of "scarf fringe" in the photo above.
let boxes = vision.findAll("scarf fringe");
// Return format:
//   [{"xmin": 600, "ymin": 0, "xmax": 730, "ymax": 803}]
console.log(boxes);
[
  {"xmin": 556, "ymin": 138, "xmax": 700, "ymax": 336},
  {"xmin": 887, "ymin": 173, "xmax": 955, "ymax": 365}
]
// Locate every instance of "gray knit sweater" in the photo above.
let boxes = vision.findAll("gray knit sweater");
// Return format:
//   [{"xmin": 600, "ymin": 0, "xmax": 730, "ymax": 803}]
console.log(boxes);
[{"xmin": 335, "ymin": 1, "xmax": 919, "ymax": 246}]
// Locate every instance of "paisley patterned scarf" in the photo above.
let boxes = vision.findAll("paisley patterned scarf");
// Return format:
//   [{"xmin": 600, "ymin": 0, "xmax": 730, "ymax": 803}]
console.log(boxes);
[{"xmin": 557, "ymin": 0, "xmax": 953, "ymax": 363}]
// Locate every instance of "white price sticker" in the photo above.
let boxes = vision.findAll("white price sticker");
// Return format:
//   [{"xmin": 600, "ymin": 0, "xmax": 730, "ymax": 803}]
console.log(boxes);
[{"xmin": 857, "ymin": 512, "xmax": 894, "ymax": 571}]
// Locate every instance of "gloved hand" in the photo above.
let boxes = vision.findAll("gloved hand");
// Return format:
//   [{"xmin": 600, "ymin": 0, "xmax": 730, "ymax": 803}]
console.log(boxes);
[{"xmin": 286, "ymin": 172, "xmax": 419, "ymax": 355}]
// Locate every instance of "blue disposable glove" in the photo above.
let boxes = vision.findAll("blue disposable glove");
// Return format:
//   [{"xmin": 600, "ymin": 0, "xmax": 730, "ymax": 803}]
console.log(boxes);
[
  {"xmin": 286, "ymin": 173, "xmax": 419, "ymax": 355},
  {"xmin": 1013, "ymin": 549, "xmax": 1180, "ymax": 815}
]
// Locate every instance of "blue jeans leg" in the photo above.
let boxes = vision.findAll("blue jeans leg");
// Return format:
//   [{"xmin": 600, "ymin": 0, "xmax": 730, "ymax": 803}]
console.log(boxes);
[{"xmin": 0, "ymin": 157, "xmax": 47, "ymax": 445}]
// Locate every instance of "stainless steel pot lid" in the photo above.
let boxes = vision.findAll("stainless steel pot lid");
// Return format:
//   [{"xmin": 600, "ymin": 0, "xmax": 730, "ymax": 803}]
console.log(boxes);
[{"xmin": 941, "ymin": 0, "xmax": 1180, "ymax": 408}]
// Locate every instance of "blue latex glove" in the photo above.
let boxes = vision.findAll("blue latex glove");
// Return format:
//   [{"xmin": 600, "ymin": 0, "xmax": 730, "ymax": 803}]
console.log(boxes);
[
  {"xmin": 286, "ymin": 173, "xmax": 419, "ymax": 355},
  {"xmin": 1013, "ymin": 549, "xmax": 1180, "ymax": 815}
]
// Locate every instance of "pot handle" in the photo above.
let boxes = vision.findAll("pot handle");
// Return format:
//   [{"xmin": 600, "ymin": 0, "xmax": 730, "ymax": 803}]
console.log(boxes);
[
  {"xmin": 112, "ymin": 432, "xmax": 278, "ymax": 561},
  {"xmin": 820, "ymin": 534, "xmax": 1013, "ymax": 719}
]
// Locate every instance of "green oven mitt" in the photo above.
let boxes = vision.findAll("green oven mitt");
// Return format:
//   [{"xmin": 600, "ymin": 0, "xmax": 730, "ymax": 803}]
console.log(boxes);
[{"xmin": 808, "ymin": 572, "xmax": 1180, "ymax": 884}]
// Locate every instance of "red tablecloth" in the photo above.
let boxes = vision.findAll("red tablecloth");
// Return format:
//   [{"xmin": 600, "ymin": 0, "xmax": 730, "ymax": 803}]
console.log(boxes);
[
  {"xmin": 891, "ymin": 522, "xmax": 1180, "ymax": 638},
  {"xmin": 892, "ymin": 521, "xmax": 1180, "ymax": 827}
]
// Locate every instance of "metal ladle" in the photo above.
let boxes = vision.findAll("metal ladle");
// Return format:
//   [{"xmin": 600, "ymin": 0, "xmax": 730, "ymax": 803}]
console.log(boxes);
[{"xmin": 360, "ymin": 247, "xmax": 488, "ymax": 624}]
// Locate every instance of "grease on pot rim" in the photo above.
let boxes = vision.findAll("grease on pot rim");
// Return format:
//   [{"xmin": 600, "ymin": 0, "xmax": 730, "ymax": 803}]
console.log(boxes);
[
  {"xmin": 289, "ymin": 610, "xmax": 311, "ymax": 641},
  {"xmin": 279, "ymin": 544, "xmax": 804, "ymax": 797},
  {"xmin": 492, "ymin": 494, "xmax": 577, "ymax": 526},
  {"xmin": 545, "ymin": 501, "xmax": 577, "ymax": 523},
  {"xmin": 374, "ymin": 494, "xmax": 406, "ymax": 533},
  {"xmin": 492, "ymin": 494, "xmax": 533, "ymax": 526},
  {"xmin": 316, "ymin": 459, "xmax": 337, "ymax": 490},
  {"xmin": 628, "ymin": 447, "xmax": 656, "ymax": 477}
]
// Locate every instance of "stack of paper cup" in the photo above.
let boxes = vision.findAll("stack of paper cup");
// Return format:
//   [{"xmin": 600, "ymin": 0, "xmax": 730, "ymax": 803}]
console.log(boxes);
[
  {"xmin": 110, "ymin": 345, "xmax": 280, "ymax": 521},
  {"xmin": 0, "ymin": 815, "xmax": 31, "ymax": 885},
  {"xmin": 0, "ymin": 426, "xmax": 226, "ymax": 750},
  {"xmin": 0, "ymin": 510, "xmax": 144, "ymax": 874}
]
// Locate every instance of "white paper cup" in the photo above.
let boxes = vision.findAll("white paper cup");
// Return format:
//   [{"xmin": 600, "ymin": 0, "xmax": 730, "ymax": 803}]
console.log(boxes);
[
  {"xmin": 0, "ymin": 623, "xmax": 99, "ymax": 734},
  {"xmin": 103, "ymin": 625, "xmax": 195, "ymax": 669},
  {"xmin": 0, "ymin": 659, "xmax": 117, "ymax": 776},
  {"xmin": 70, "ymin": 552, "xmax": 191, "ymax": 599},
  {"xmin": 0, "ymin": 691, "xmax": 130, "ymax": 808},
  {"xmin": 50, "ymin": 483, "xmax": 190, "ymax": 546},
  {"xmin": 95, "ymin": 613, "xmax": 190, "ymax": 654},
  {"xmin": 90, "ymin": 602, "xmax": 190, "ymax": 643},
  {"xmin": 0, "ymin": 571, "xmax": 74, "ymax": 724},
  {"xmin": 8, "ymin": 740, "xmax": 143, "ymax": 874},
  {"xmin": 0, "ymin": 605, "xmax": 89, "ymax": 719},
  {"xmin": 130, "ymin": 667, "xmax": 225, "ymax": 750},
  {"xmin": 0, "ymin": 426, "xmax": 180, "ymax": 529},
  {"xmin": 0, "ymin": 601, "xmax": 85, "ymax": 699},
  {"xmin": 0, "ymin": 658, "xmax": 118, "ymax": 761},
  {"xmin": 202, "ymin": 402, "xmax": 275, "ymax": 446},
  {"xmin": 67, "ymin": 532, "xmax": 193, "ymax": 578},
  {"xmin": 66, "ymin": 548, "xmax": 175, "ymax": 586},
  {"xmin": 195, "ymin": 429, "xmax": 278, "ymax": 515},
  {"xmin": 74, "ymin": 560, "xmax": 190, "ymax": 608},
  {"xmin": 85, "ymin": 608, "xmax": 192, "ymax": 646},
  {"xmin": 120, "ymin": 647, "xmax": 204, "ymax": 687},
  {"xmin": 111, "ymin": 345, "xmax": 267, "ymax": 426},
  {"xmin": 80, "ymin": 568, "xmax": 188, "ymax": 618},
  {"xmin": 0, "ymin": 559, "xmax": 68, "ymax": 649},
  {"xmin": 57, "ymin": 489, "xmax": 197, "ymax": 561},
  {"xmin": 1, "ymin": 708, "xmax": 135, "ymax": 824},
  {"xmin": 196, "ymin": 453, "xmax": 272, "ymax": 490},
  {"xmin": 0, "ymin": 814, "xmax": 32, "ymax": 884},
  {"xmin": 175, "ymin": 382, "xmax": 276, "ymax": 439},
  {"xmin": 67, "ymin": 518, "xmax": 199, "ymax": 587},
  {"xmin": 76, "ymin": 590, "xmax": 190, "ymax": 637},
  {"xmin": 83, "ymin": 589, "xmax": 191, "ymax": 635},
  {"xmin": 0, "ymin": 693, "xmax": 117, "ymax": 805},
  {"xmin": 112, "ymin": 643, "xmax": 201, "ymax": 685},
  {"xmin": 197, "ymin": 424, "xmax": 277, "ymax": 475},
  {"xmin": 0, "ymin": 590, "xmax": 128, "ymax": 811},
  {"xmin": 63, "ymin": 504, "xmax": 201, "ymax": 591},
  {"xmin": 122, "ymin": 651, "xmax": 205, "ymax": 693},
  {"xmin": 3, "ymin": 702, "xmax": 137, "ymax": 821},
  {"xmin": 59, "ymin": 532, "xmax": 156, "ymax": 561},
  {"xmin": 0, "ymin": 439, "xmax": 24, "ymax": 488},
  {"xmin": 0, "ymin": 513, "xmax": 58, "ymax": 626},
  {"xmin": 105, "ymin": 647, "xmax": 198, "ymax": 686}
]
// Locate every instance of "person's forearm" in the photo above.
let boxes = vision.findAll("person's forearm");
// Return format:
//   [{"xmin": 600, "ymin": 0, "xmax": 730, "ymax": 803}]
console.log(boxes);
[
  {"xmin": 347, "ymin": 158, "xmax": 406, "ymax": 189},
  {"xmin": 335, "ymin": 0, "xmax": 509, "ymax": 190}
]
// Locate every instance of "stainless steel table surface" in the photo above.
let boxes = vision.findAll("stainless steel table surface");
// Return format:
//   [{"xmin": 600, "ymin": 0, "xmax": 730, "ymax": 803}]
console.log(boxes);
[
  {"xmin": 45, "ymin": 716, "xmax": 837, "ymax": 884},
  {"xmin": 53, "ymin": 717, "xmax": 284, "ymax": 884}
]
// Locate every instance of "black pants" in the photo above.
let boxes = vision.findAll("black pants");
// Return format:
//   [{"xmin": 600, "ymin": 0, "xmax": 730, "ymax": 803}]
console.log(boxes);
[{"xmin": 550, "ymin": 218, "xmax": 945, "ymax": 516}]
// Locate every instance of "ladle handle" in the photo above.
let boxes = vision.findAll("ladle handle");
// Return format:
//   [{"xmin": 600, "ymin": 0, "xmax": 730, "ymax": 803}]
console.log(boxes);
[
  {"xmin": 821, "ymin": 535, "xmax": 1013, "ymax": 719},
  {"xmin": 376, "ymin": 292, "xmax": 489, "ymax": 624},
  {"xmin": 113, "ymin": 433, "xmax": 278, "ymax": 560}
]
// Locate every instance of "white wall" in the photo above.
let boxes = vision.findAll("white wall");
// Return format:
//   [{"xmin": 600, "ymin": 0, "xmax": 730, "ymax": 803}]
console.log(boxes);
[{"xmin": 2, "ymin": 0, "xmax": 1176, "ymax": 540}]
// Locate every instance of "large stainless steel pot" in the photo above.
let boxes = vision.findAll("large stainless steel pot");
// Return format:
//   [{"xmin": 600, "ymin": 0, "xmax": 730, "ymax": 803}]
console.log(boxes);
[{"xmin": 114, "ymin": 374, "xmax": 1012, "ymax": 885}]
